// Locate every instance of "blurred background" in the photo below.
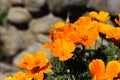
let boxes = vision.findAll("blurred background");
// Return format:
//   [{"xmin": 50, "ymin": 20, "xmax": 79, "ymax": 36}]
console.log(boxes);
[{"xmin": 0, "ymin": 0, "xmax": 120, "ymax": 79}]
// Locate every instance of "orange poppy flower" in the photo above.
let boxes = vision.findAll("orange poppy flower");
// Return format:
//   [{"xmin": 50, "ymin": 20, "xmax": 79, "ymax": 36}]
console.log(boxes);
[
  {"xmin": 106, "ymin": 27, "xmax": 120, "ymax": 40},
  {"xmin": 89, "ymin": 59, "xmax": 120, "ymax": 80},
  {"xmin": 43, "ymin": 39, "xmax": 75, "ymax": 61},
  {"xmin": 70, "ymin": 25, "xmax": 99, "ymax": 46},
  {"xmin": 49, "ymin": 23, "xmax": 75, "ymax": 42},
  {"xmin": 89, "ymin": 21, "xmax": 100, "ymax": 31},
  {"xmin": 89, "ymin": 11, "xmax": 110, "ymax": 22},
  {"xmin": 115, "ymin": 14, "xmax": 120, "ymax": 26},
  {"xmin": 5, "ymin": 71, "xmax": 32, "ymax": 80},
  {"xmin": 48, "ymin": 16, "xmax": 99, "ymax": 47},
  {"xmin": 19, "ymin": 51, "xmax": 52, "ymax": 80},
  {"xmin": 99, "ymin": 23, "xmax": 114, "ymax": 35},
  {"xmin": 74, "ymin": 16, "xmax": 91, "ymax": 26}
]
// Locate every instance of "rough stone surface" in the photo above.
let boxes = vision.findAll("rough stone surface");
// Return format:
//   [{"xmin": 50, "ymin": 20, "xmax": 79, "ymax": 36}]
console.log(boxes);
[
  {"xmin": 0, "ymin": 0, "xmax": 11, "ymax": 8},
  {"xmin": 29, "ymin": 13, "xmax": 63, "ymax": 34},
  {"xmin": 18, "ymin": 30, "xmax": 36, "ymax": 48},
  {"xmin": 35, "ymin": 34, "xmax": 51, "ymax": 43},
  {"xmin": 23, "ymin": 0, "xmax": 46, "ymax": 12},
  {"xmin": 0, "ymin": 62, "xmax": 20, "ymax": 80},
  {"xmin": 23, "ymin": 0, "xmax": 45, "ymax": 7},
  {"xmin": 7, "ymin": 7, "xmax": 32, "ymax": 24},
  {"xmin": 0, "ymin": 25, "xmax": 41, "ymax": 57},
  {"xmin": 107, "ymin": 0, "xmax": 120, "ymax": 16},
  {"xmin": 0, "ymin": 26, "xmax": 25, "ymax": 56},
  {"xmin": 9, "ymin": 0, "xmax": 23, "ymax": 4},
  {"xmin": 87, "ymin": 0, "xmax": 120, "ymax": 16}
]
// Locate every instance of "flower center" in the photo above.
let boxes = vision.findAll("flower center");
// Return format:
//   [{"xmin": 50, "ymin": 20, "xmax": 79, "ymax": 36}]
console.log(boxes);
[
  {"xmin": 31, "ymin": 66, "xmax": 41, "ymax": 74},
  {"xmin": 31, "ymin": 63, "xmax": 50, "ymax": 74}
]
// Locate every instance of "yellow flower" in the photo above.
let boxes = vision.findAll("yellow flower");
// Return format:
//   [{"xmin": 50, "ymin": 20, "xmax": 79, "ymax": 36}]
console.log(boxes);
[
  {"xmin": 43, "ymin": 39, "xmax": 75, "ymax": 61},
  {"xmin": 89, "ymin": 11, "xmax": 110, "ymax": 22},
  {"xmin": 5, "ymin": 71, "xmax": 32, "ymax": 80},
  {"xmin": 115, "ymin": 14, "xmax": 120, "ymax": 26},
  {"xmin": 19, "ymin": 51, "xmax": 52, "ymax": 80},
  {"xmin": 89, "ymin": 59, "xmax": 120, "ymax": 80}
]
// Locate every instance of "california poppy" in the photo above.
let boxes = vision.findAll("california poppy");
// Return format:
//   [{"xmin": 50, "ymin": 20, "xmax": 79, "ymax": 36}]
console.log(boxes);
[
  {"xmin": 49, "ymin": 23, "xmax": 75, "ymax": 42},
  {"xmin": 89, "ymin": 59, "xmax": 120, "ymax": 80},
  {"xmin": 89, "ymin": 11, "xmax": 110, "ymax": 22},
  {"xmin": 70, "ymin": 24, "xmax": 99, "ymax": 46},
  {"xmin": 5, "ymin": 71, "xmax": 32, "ymax": 80},
  {"xmin": 106, "ymin": 27, "xmax": 120, "ymax": 40},
  {"xmin": 43, "ymin": 39, "xmax": 75, "ymax": 61},
  {"xmin": 19, "ymin": 51, "xmax": 52, "ymax": 80},
  {"xmin": 74, "ymin": 16, "xmax": 91, "ymax": 26},
  {"xmin": 99, "ymin": 23, "xmax": 114, "ymax": 35}
]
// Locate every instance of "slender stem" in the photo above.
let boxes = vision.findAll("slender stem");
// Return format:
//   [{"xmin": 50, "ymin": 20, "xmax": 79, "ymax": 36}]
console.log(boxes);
[
  {"xmin": 82, "ymin": 45, "xmax": 86, "ymax": 53},
  {"xmin": 101, "ymin": 37, "xmax": 103, "ymax": 46},
  {"xmin": 94, "ymin": 40, "xmax": 97, "ymax": 49},
  {"xmin": 116, "ymin": 48, "xmax": 120, "ymax": 59},
  {"xmin": 81, "ymin": 45, "xmax": 86, "ymax": 61}
]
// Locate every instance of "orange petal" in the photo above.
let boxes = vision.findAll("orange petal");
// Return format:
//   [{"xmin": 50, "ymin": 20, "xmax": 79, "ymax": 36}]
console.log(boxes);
[
  {"xmin": 74, "ymin": 16, "xmax": 91, "ymax": 25},
  {"xmin": 34, "ymin": 71, "xmax": 44, "ymax": 80},
  {"xmin": 89, "ymin": 11, "xmax": 98, "ymax": 18},
  {"xmin": 19, "ymin": 54, "xmax": 35, "ymax": 69},
  {"xmin": 106, "ymin": 60, "xmax": 120, "ymax": 80},
  {"xmin": 59, "ymin": 53, "xmax": 73, "ymax": 61},
  {"xmin": 43, "ymin": 43, "xmax": 52, "ymax": 50},
  {"xmin": 81, "ymin": 29, "xmax": 99, "ymax": 46},
  {"xmin": 34, "ymin": 51, "xmax": 46, "ymax": 59},
  {"xmin": 89, "ymin": 59, "xmax": 105, "ymax": 79}
]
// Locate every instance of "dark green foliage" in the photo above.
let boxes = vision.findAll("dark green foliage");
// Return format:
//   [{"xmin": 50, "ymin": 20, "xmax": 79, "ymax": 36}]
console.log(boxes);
[{"xmin": 0, "ymin": 7, "xmax": 8, "ymax": 24}]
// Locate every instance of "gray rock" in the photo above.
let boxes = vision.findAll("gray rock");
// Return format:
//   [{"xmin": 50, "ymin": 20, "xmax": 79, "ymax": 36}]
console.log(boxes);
[
  {"xmin": 9, "ymin": 0, "xmax": 23, "ymax": 4},
  {"xmin": 7, "ymin": 7, "xmax": 32, "ymax": 24},
  {"xmin": 107, "ymin": 0, "xmax": 120, "ymax": 16},
  {"xmin": 46, "ymin": 0, "xmax": 88, "ymax": 15},
  {"xmin": 0, "ymin": 72, "xmax": 15, "ymax": 80},
  {"xmin": 0, "ymin": 26, "xmax": 25, "ymax": 56},
  {"xmin": 18, "ymin": 30, "xmax": 36, "ymax": 48},
  {"xmin": 87, "ymin": 0, "xmax": 108, "ymax": 11},
  {"xmin": 0, "ymin": 62, "xmax": 19, "ymax": 73},
  {"xmin": 23, "ymin": 0, "xmax": 46, "ymax": 12},
  {"xmin": 23, "ymin": 0, "xmax": 45, "ymax": 7},
  {"xmin": 13, "ymin": 43, "xmax": 52, "ymax": 67},
  {"xmin": 0, "ymin": 25, "xmax": 42, "ymax": 57},
  {"xmin": 0, "ymin": 0, "xmax": 11, "ymax": 8},
  {"xmin": 0, "ymin": 62, "xmax": 20, "ymax": 80},
  {"xmin": 87, "ymin": 0, "xmax": 120, "ymax": 16},
  {"xmin": 29, "ymin": 13, "xmax": 63, "ymax": 34},
  {"xmin": 35, "ymin": 34, "xmax": 51, "ymax": 44}
]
